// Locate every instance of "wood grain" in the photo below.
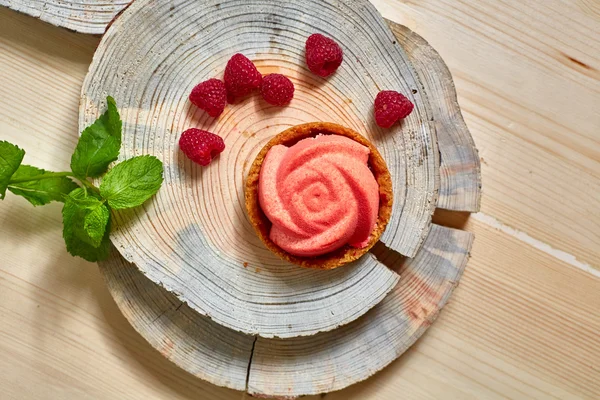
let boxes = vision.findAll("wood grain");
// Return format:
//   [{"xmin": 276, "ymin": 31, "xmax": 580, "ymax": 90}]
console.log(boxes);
[
  {"xmin": 79, "ymin": 0, "xmax": 443, "ymax": 338},
  {"xmin": 1, "ymin": 0, "xmax": 600, "ymax": 399},
  {"xmin": 316, "ymin": 216, "xmax": 600, "ymax": 400}
]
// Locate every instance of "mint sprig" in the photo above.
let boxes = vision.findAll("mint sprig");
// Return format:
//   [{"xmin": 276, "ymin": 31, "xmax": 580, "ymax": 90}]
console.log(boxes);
[{"xmin": 0, "ymin": 96, "xmax": 164, "ymax": 262}]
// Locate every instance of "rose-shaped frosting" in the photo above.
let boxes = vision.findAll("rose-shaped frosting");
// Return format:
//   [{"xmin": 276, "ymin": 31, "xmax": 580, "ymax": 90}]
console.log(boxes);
[{"xmin": 258, "ymin": 134, "xmax": 379, "ymax": 257}]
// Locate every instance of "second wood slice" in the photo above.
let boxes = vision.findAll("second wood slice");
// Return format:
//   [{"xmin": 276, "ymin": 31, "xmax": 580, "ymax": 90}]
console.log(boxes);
[{"xmin": 101, "ymin": 224, "xmax": 473, "ymax": 396}]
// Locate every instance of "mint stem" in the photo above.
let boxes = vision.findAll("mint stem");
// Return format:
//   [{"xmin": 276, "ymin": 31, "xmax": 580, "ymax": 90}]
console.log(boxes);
[
  {"xmin": 8, "ymin": 171, "xmax": 72, "ymax": 184},
  {"xmin": 8, "ymin": 171, "xmax": 102, "ymax": 196},
  {"xmin": 80, "ymin": 179, "xmax": 101, "ymax": 195}
]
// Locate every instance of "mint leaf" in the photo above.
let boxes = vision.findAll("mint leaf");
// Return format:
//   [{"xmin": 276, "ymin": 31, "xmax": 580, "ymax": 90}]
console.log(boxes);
[
  {"xmin": 7, "ymin": 165, "xmax": 78, "ymax": 206},
  {"xmin": 63, "ymin": 188, "xmax": 110, "ymax": 261},
  {"xmin": 70, "ymin": 96, "xmax": 122, "ymax": 179},
  {"xmin": 0, "ymin": 141, "xmax": 25, "ymax": 199},
  {"xmin": 99, "ymin": 155, "xmax": 163, "ymax": 209},
  {"xmin": 68, "ymin": 190, "xmax": 110, "ymax": 248},
  {"xmin": 81, "ymin": 202, "xmax": 110, "ymax": 248}
]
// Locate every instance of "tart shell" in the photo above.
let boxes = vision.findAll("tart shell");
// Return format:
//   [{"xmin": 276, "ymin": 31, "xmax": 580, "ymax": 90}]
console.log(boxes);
[{"xmin": 245, "ymin": 122, "xmax": 393, "ymax": 269}]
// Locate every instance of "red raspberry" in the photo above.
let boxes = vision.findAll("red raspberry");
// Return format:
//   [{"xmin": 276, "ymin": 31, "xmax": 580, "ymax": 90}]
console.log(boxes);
[
  {"xmin": 189, "ymin": 78, "xmax": 227, "ymax": 117},
  {"xmin": 374, "ymin": 90, "xmax": 414, "ymax": 128},
  {"xmin": 224, "ymin": 53, "xmax": 262, "ymax": 102},
  {"xmin": 305, "ymin": 33, "xmax": 343, "ymax": 77},
  {"xmin": 260, "ymin": 74, "xmax": 294, "ymax": 106},
  {"xmin": 179, "ymin": 128, "xmax": 225, "ymax": 166}
]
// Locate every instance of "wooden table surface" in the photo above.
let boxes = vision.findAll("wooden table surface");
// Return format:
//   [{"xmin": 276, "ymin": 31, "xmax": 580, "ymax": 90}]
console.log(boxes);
[{"xmin": 1, "ymin": 1, "xmax": 599, "ymax": 399}]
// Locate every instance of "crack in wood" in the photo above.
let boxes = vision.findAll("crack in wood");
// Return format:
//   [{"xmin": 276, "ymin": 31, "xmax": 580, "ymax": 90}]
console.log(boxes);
[
  {"xmin": 432, "ymin": 209, "xmax": 471, "ymax": 231},
  {"xmin": 370, "ymin": 241, "xmax": 406, "ymax": 274},
  {"xmin": 245, "ymin": 335, "xmax": 258, "ymax": 392}
]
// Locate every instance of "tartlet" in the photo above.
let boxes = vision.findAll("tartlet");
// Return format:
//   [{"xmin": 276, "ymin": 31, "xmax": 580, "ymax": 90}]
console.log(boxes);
[{"xmin": 245, "ymin": 122, "xmax": 393, "ymax": 269}]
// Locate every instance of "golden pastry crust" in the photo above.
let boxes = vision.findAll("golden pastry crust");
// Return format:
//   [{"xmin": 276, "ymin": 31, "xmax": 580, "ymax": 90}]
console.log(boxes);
[{"xmin": 245, "ymin": 122, "xmax": 393, "ymax": 269}]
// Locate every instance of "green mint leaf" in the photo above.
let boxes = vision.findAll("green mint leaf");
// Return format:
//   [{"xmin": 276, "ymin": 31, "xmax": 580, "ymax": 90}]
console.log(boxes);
[
  {"xmin": 70, "ymin": 96, "xmax": 122, "ymax": 179},
  {"xmin": 0, "ymin": 141, "xmax": 25, "ymax": 199},
  {"xmin": 83, "ymin": 205, "xmax": 110, "ymax": 247},
  {"xmin": 7, "ymin": 165, "xmax": 79, "ymax": 206},
  {"xmin": 62, "ymin": 188, "xmax": 111, "ymax": 261},
  {"xmin": 99, "ymin": 155, "xmax": 163, "ymax": 209},
  {"xmin": 70, "ymin": 191, "xmax": 110, "ymax": 248}
]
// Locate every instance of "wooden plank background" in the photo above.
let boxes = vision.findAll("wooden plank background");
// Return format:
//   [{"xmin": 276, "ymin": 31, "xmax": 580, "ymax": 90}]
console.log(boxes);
[{"xmin": 0, "ymin": 0, "xmax": 599, "ymax": 399}]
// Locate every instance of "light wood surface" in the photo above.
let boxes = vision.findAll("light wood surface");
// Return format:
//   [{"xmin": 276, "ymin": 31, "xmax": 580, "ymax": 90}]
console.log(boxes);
[{"xmin": 1, "ymin": 1, "xmax": 599, "ymax": 400}]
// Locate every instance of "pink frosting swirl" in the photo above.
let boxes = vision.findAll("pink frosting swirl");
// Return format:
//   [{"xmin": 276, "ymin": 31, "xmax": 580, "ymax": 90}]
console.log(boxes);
[{"xmin": 258, "ymin": 134, "xmax": 379, "ymax": 257}]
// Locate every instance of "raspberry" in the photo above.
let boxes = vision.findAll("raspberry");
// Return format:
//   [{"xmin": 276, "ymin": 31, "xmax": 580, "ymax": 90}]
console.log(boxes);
[
  {"xmin": 189, "ymin": 78, "xmax": 227, "ymax": 117},
  {"xmin": 305, "ymin": 33, "xmax": 343, "ymax": 77},
  {"xmin": 374, "ymin": 90, "xmax": 414, "ymax": 128},
  {"xmin": 179, "ymin": 128, "xmax": 225, "ymax": 166},
  {"xmin": 224, "ymin": 53, "xmax": 262, "ymax": 102},
  {"xmin": 260, "ymin": 74, "xmax": 295, "ymax": 106}
]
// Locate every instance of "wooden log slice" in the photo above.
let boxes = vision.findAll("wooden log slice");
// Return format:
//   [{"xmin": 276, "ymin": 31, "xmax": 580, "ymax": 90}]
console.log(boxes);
[
  {"xmin": 99, "ymin": 223, "xmax": 472, "ymax": 397},
  {"xmin": 80, "ymin": 0, "xmax": 439, "ymax": 338},
  {"xmin": 0, "ymin": 0, "xmax": 130, "ymax": 34}
]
